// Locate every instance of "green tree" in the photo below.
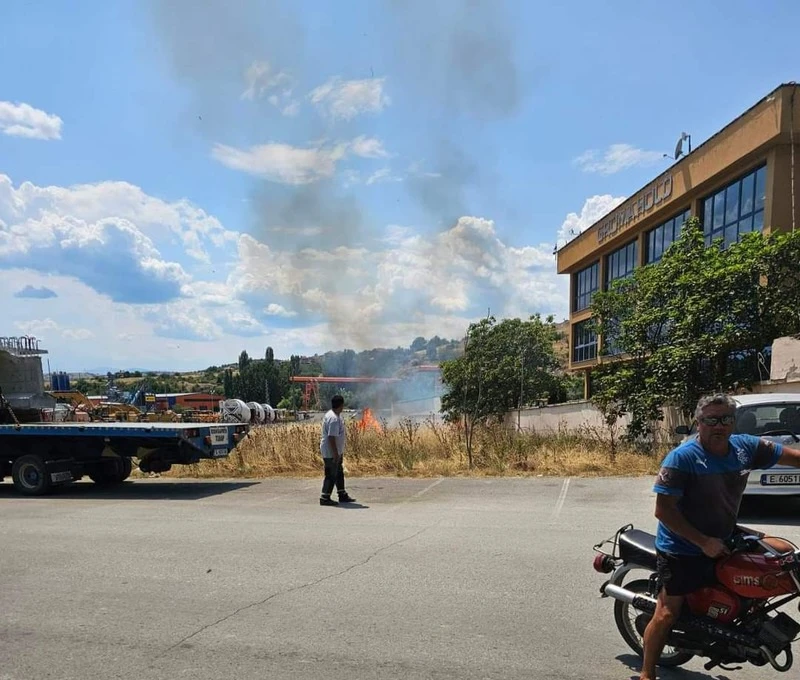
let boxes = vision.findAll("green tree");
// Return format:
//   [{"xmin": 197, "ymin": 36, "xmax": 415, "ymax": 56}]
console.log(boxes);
[
  {"xmin": 440, "ymin": 315, "xmax": 561, "ymax": 467},
  {"xmin": 223, "ymin": 369, "xmax": 234, "ymax": 398},
  {"xmin": 238, "ymin": 350, "xmax": 251, "ymax": 373},
  {"xmin": 410, "ymin": 336, "xmax": 427, "ymax": 352},
  {"xmin": 590, "ymin": 218, "xmax": 800, "ymax": 440}
]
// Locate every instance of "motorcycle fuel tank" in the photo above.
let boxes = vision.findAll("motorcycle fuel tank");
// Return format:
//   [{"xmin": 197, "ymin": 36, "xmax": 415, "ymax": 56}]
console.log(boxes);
[
  {"xmin": 716, "ymin": 553, "xmax": 796, "ymax": 599},
  {"xmin": 685, "ymin": 585, "xmax": 741, "ymax": 623}
]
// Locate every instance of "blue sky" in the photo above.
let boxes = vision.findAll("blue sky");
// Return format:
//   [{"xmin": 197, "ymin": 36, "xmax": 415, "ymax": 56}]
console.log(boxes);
[{"xmin": 1, "ymin": 0, "xmax": 798, "ymax": 372}]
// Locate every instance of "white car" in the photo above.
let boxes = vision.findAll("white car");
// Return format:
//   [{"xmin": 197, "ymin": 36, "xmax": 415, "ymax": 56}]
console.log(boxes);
[{"xmin": 676, "ymin": 393, "xmax": 800, "ymax": 496}]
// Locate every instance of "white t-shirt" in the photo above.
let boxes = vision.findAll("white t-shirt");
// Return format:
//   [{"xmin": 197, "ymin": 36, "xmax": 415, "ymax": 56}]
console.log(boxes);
[{"xmin": 320, "ymin": 409, "xmax": 346, "ymax": 459}]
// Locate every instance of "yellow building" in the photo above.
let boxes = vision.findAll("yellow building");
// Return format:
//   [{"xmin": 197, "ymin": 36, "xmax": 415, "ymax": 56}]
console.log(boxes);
[{"xmin": 556, "ymin": 83, "xmax": 800, "ymax": 397}]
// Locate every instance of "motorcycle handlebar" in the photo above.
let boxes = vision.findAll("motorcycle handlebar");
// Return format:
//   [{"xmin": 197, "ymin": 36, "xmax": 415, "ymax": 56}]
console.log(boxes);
[{"xmin": 726, "ymin": 533, "xmax": 797, "ymax": 560}]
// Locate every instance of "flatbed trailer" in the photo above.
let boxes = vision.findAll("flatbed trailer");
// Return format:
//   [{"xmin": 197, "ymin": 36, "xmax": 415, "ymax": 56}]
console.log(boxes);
[{"xmin": 0, "ymin": 421, "xmax": 249, "ymax": 496}]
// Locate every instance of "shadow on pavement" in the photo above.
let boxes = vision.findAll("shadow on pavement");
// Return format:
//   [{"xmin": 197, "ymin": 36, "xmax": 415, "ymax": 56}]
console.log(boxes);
[
  {"xmin": 338, "ymin": 502, "xmax": 369, "ymax": 510},
  {"xmin": 0, "ymin": 480, "xmax": 259, "ymax": 501},
  {"xmin": 617, "ymin": 653, "xmax": 734, "ymax": 680}
]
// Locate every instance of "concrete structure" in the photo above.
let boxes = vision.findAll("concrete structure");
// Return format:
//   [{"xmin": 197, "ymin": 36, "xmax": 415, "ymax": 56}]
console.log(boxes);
[
  {"xmin": 0, "ymin": 336, "xmax": 56, "ymax": 410},
  {"xmin": 557, "ymin": 83, "xmax": 800, "ymax": 396}
]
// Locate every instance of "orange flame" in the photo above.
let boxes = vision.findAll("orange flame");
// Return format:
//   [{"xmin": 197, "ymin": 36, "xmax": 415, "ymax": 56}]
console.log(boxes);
[{"xmin": 357, "ymin": 407, "xmax": 383, "ymax": 433}]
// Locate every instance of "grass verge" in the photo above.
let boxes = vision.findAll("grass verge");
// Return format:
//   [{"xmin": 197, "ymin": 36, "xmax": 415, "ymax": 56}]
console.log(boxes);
[{"xmin": 137, "ymin": 419, "xmax": 667, "ymax": 480}]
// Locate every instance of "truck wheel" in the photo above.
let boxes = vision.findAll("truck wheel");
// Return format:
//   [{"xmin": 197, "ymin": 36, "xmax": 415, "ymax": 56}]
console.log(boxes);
[
  {"xmin": 89, "ymin": 456, "xmax": 132, "ymax": 485},
  {"xmin": 11, "ymin": 455, "xmax": 53, "ymax": 496},
  {"xmin": 119, "ymin": 456, "xmax": 133, "ymax": 481}
]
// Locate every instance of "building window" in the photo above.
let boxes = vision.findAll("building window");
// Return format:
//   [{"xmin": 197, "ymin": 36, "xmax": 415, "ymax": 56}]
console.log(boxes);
[
  {"xmin": 572, "ymin": 320, "xmax": 597, "ymax": 363},
  {"xmin": 645, "ymin": 209, "xmax": 691, "ymax": 263},
  {"xmin": 702, "ymin": 164, "xmax": 766, "ymax": 248},
  {"xmin": 605, "ymin": 240, "xmax": 637, "ymax": 289},
  {"xmin": 573, "ymin": 261, "xmax": 599, "ymax": 312}
]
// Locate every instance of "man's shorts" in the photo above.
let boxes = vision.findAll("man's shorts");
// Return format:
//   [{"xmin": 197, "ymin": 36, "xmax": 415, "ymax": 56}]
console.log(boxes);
[{"xmin": 656, "ymin": 549, "xmax": 717, "ymax": 596}]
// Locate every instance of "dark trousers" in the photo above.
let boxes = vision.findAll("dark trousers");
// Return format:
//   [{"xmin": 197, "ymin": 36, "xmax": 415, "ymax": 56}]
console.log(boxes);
[{"xmin": 321, "ymin": 457, "xmax": 345, "ymax": 496}]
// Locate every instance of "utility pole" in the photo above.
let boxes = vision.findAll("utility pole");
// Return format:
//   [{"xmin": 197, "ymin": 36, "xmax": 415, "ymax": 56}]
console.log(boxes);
[{"xmin": 517, "ymin": 351, "xmax": 525, "ymax": 432}]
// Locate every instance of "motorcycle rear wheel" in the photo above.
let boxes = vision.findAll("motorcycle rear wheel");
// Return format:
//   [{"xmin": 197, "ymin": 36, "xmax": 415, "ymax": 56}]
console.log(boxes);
[{"xmin": 613, "ymin": 578, "xmax": 694, "ymax": 667}]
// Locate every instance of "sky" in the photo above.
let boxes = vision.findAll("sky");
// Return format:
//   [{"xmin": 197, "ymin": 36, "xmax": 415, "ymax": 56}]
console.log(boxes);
[{"xmin": 1, "ymin": 0, "xmax": 798, "ymax": 372}]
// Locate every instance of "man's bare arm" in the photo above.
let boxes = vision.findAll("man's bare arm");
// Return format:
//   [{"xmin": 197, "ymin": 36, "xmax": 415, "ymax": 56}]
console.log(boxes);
[
  {"xmin": 328, "ymin": 435, "xmax": 339, "ymax": 459},
  {"xmin": 777, "ymin": 445, "xmax": 800, "ymax": 468},
  {"xmin": 655, "ymin": 494, "xmax": 728, "ymax": 558}
]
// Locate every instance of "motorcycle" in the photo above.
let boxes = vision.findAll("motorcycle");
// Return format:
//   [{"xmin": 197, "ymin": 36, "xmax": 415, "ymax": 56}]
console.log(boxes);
[{"xmin": 593, "ymin": 524, "xmax": 800, "ymax": 673}]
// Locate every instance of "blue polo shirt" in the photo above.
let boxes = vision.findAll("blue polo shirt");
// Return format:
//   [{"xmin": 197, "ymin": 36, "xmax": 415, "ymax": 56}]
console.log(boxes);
[{"xmin": 653, "ymin": 434, "xmax": 782, "ymax": 555}]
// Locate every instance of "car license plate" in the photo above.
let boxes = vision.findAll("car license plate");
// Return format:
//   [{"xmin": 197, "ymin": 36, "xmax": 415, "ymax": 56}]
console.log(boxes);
[
  {"xmin": 209, "ymin": 426, "xmax": 229, "ymax": 446},
  {"xmin": 212, "ymin": 448, "xmax": 229, "ymax": 458},
  {"xmin": 761, "ymin": 473, "xmax": 800, "ymax": 486}
]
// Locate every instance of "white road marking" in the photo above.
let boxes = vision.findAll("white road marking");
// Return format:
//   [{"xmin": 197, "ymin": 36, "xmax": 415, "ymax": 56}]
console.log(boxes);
[
  {"xmin": 551, "ymin": 478, "xmax": 571, "ymax": 519},
  {"xmin": 385, "ymin": 478, "xmax": 444, "ymax": 513}
]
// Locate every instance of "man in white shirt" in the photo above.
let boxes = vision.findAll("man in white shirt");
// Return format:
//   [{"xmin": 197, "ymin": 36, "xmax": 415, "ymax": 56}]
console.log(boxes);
[{"xmin": 319, "ymin": 394, "xmax": 356, "ymax": 506}]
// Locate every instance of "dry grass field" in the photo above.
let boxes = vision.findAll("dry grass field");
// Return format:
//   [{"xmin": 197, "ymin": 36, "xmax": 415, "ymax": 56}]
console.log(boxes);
[{"xmin": 140, "ymin": 418, "xmax": 667, "ymax": 480}]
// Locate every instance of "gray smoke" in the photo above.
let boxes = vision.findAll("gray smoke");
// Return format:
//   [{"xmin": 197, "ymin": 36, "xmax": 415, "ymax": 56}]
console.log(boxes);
[
  {"xmin": 148, "ymin": 0, "xmax": 305, "ymax": 136},
  {"xmin": 386, "ymin": 0, "xmax": 524, "ymax": 120},
  {"xmin": 250, "ymin": 179, "xmax": 376, "ymax": 349},
  {"xmin": 148, "ymin": 0, "xmax": 528, "ymax": 351},
  {"xmin": 385, "ymin": 0, "xmax": 524, "ymax": 224},
  {"xmin": 251, "ymin": 181, "xmax": 364, "ymax": 253}
]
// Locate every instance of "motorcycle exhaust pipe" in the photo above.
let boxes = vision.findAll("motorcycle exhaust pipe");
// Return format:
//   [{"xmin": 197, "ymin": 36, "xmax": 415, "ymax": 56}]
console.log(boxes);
[
  {"xmin": 603, "ymin": 583, "xmax": 766, "ymax": 654},
  {"xmin": 603, "ymin": 583, "xmax": 657, "ymax": 613}
]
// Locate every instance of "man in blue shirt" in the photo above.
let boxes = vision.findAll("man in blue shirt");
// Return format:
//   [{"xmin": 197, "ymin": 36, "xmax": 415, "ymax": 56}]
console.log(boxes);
[{"xmin": 640, "ymin": 393, "xmax": 800, "ymax": 680}]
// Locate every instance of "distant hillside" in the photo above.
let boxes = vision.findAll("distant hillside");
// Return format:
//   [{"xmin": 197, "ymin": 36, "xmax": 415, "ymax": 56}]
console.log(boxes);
[{"xmin": 67, "ymin": 325, "xmax": 573, "ymax": 405}]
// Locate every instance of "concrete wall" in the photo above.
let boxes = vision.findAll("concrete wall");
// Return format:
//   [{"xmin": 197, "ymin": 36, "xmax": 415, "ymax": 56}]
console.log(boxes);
[
  {"xmin": 0, "ymin": 351, "xmax": 45, "ymax": 395},
  {"xmin": 391, "ymin": 396, "xmax": 442, "ymax": 419},
  {"xmin": 504, "ymin": 400, "xmax": 688, "ymax": 445},
  {"xmin": 504, "ymin": 379, "xmax": 800, "ymax": 443},
  {"xmin": 770, "ymin": 336, "xmax": 800, "ymax": 381}
]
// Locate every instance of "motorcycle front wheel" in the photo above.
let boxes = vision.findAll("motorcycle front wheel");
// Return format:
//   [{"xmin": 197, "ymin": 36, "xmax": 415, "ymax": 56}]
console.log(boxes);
[{"xmin": 613, "ymin": 578, "xmax": 694, "ymax": 667}]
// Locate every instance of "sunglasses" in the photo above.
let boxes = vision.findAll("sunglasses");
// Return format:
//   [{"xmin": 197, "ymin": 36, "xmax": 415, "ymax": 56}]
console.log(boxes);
[{"xmin": 699, "ymin": 414, "xmax": 735, "ymax": 426}]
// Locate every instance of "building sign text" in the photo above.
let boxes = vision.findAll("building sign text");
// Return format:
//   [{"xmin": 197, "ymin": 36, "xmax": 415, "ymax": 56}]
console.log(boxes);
[{"xmin": 597, "ymin": 174, "xmax": 673, "ymax": 244}]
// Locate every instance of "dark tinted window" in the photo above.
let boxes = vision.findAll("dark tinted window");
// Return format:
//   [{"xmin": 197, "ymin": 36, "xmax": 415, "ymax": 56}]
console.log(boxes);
[
  {"xmin": 702, "ymin": 165, "xmax": 766, "ymax": 248},
  {"xmin": 645, "ymin": 209, "xmax": 691, "ymax": 264},
  {"xmin": 572, "ymin": 320, "xmax": 597, "ymax": 363},
  {"xmin": 573, "ymin": 262, "xmax": 598, "ymax": 312}
]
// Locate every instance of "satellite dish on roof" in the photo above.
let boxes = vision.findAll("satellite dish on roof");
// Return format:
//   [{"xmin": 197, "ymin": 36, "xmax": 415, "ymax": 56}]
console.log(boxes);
[{"xmin": 674, "ymin": 132, "xmax": 692, "ymax": 160}]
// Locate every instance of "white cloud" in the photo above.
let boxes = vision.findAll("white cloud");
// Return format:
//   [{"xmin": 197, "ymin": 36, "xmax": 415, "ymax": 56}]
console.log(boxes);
[
  {"xmin": 574, "ymin": 143, "xmax": 665, "ymax": 175},
  {"xmin": 0, "ymin": 101, "xmax": 62, "ymax": 140},
  {"xmin": 0, "ymin": 173, "xmax": 237, "ymax": 264},
  {"xmin": 348, "ymin": 135, "xmax": 389, "ymax": 159},
  {"xmin": 141, "ymin": 300, "xmax": 222, "ymax": 341},
  {"xmin": 212, "ymin": 136, "xmax": 389, "ymax": 184},
  {"xmin": 309, "ymin": 76, "xmax": 390, "ymax": 121},
  {"xmin": 556, "ymin": 194, "xmax": 626, "ymax": 247},
  {"xmin": 62, "ymin": 328, "xmax": 95, "ymax": 340},
  {"xmin": 240, "ymin": 60, "xmax": 300, "ymax": 117},
  {"xmin": 14, "ymin": 317, "xmax": 94, "ymax": 341},
  {"xmin": 212, "ymin": 141, "xmax": 348, "ymax": 184},
  {"xmin": 229, "ymin": 215, "xmax": 566, "ymax": 347},
  {"xmin": 241, "ymin": 60, "xmax": 290, "ymax": 100},
  {"xmin": 268, "ymin": 93, "xmax": 300, "ymax": 117},
  {"xmin": 0, "ymin": 207, "xmax": 191, "ymax": 302},
  {"xmin": 366, "ymin": 168, "xmax": 402, "ymax": 185},
  {"xmin": 265, "ymin": 303, "xmax": 297, "ymax": 317}
]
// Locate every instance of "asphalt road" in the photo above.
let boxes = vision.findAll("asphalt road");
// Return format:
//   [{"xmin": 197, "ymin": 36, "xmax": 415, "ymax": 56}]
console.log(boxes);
[{"xmin": 2, "ymin": 476, "xmax": 800, "ymax": 680}]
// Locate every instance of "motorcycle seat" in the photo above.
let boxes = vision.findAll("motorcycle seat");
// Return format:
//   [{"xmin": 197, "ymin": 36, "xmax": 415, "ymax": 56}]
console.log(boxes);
[{"xmin": 619, "ymin": 529, "xmax": 658, "ymax": 570}]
